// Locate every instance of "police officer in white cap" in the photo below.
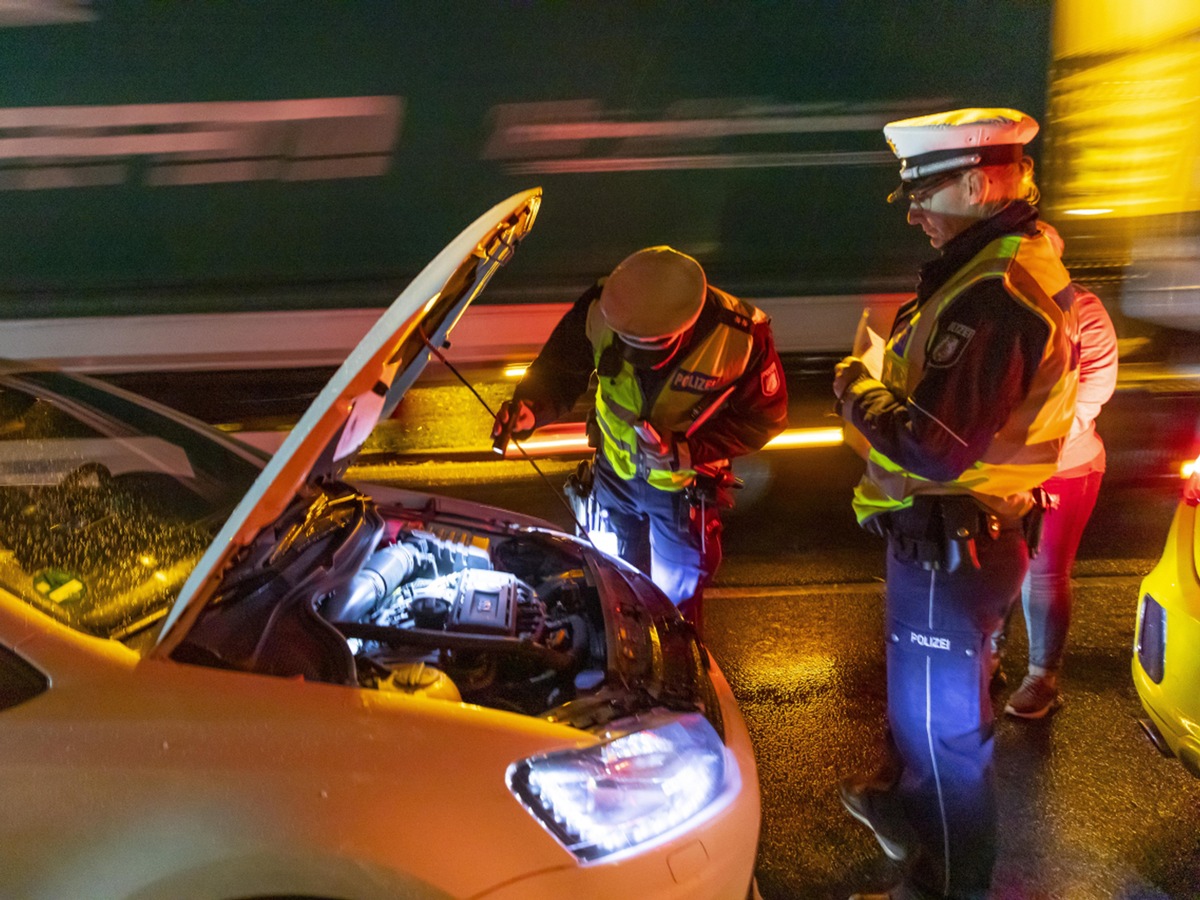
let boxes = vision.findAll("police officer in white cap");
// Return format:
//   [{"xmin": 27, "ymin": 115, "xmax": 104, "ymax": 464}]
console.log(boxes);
[
  {"xmin": 832, "ymin": 109, "xmax": 1080, "ymax": 899},
  {"xmin": 493, "ymin": 246, "xmax": 788, "ymax": 636}
]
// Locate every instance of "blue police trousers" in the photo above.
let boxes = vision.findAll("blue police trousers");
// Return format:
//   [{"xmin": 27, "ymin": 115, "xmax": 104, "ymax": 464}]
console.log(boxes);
[
  {"xmin": 591, "ymin": 458, "xmax": 722, "ymax": 635},
  {"xmin": 886, "ymin": 526, "xmax": 1028, "ymax": 899}
]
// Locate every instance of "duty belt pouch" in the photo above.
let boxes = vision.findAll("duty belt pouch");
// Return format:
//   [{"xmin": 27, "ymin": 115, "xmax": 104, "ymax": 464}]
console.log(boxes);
[
  {"xmin": 682, "ymin": 475, "xmax": 731, "ymax": 554},
  {"xmin": 565, "ymin": 457, "xmax": 615, "ymax": 541},
  {"xmin": 684, "ymin": 479, "xmax": 717, "ymax": 508},
  {"xmin": 685, "ymin": 470, "xmax": 739, "ymax": 511},
  {"xmin": 680, "ymin": 478, "xmax": 715, "ymax": 533},
  {"xmin": 563, "ymin": 459, "xmax": 594, "ymax": 528},
  {"xmin": 938, "ymin": 495, "xmax": 983, "ymax": 573},
  {"xmin": 584, "ymin": 408, "xmax": 602, "ymax": 450},
  {"xmin": 890, "ymin": 495, "xmax": 943, "ymax": 570},
  {"xmin": 892, "ymin": 495, "xmax": 984, "ymax": 573}
]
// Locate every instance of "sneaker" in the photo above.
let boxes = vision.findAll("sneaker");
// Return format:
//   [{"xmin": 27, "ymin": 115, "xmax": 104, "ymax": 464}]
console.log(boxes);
[
  {"xmin": 1004, "ymin": 673, "xmax": 1062, "ymax": 719},
  {"xmin": 838, "ymin": 777, "xmax": 914, "ymax": 862}
]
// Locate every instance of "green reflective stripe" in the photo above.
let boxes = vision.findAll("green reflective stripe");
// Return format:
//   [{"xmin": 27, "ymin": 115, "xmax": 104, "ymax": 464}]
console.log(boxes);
[
  {"xmin": 589, "ymin": 311, "xmax": 646, "ymax": 484},
  {"xmin": 647, "ymin": 468, "xmax": 693, "ymax": 491},
  {"xmin": 598, "ymin": 387, "xmax": 641, "ymax": 426},
  {"xmin": 594, "ymin": 365, "xmax": 641, "ymax": 483},
  {"xmin": 853, "ymin": 494, "xmax": 908, "ymax": 525},
  {"xmin": 851, "ymin": 468, "xmax": 915, "ymax": 524},
  {"xmin": 867, "ymin": 446, "xmax": 924, "ymax": 477},
  {"xmin": 995, "ymin": 233, "xmax": 1022, "ymax": 259},
  {"xmin": 594, "ymin": 395, "xmax": 639, "ymax": 480},
  {"xmin": 601, "ymin": 447, "xmax": 638, "ymax": 481},
  {"xmin": 594, "ymin": 403, "xmax": 636, "ymax": 453},
  {"xmin": 596, "ymin": 404, "xmax": 693, "ymax": 488}
]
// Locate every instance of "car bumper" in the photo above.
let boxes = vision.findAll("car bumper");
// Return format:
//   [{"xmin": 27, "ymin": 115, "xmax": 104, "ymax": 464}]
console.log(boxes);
[
  {"xmin": 476, "ymin": 659, "xmax": 761, "ymax": 899},
  {"xmin": 1133, "ymin": 500, "xmax": 1200, "ymax": 778}
]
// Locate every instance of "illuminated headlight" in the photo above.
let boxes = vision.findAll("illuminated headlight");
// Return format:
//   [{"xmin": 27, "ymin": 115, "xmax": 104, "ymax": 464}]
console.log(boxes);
[{"xmin": 506, "ymin": 713, "xmax": 727, "ymax": 861}]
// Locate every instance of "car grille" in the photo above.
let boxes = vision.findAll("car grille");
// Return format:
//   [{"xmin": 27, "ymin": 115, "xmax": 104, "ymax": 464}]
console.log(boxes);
[{"xmin": 1137, "ymin": 593, "xmax": 1167, "ymax": 684}]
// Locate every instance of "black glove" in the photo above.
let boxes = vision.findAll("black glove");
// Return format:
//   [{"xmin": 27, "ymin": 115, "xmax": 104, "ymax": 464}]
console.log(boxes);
[
  {"xmin": 491, "ymin": 398, "xmax": 537, "ymax": 453},
  {"xmin": 833, "ymin": 356, "xmax": 871, "ymax": 401}
]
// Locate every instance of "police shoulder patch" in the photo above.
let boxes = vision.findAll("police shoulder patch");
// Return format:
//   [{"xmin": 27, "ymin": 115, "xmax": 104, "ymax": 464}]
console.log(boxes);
[{"xmin": 927, "ymin": 321, "xmax": 976, "ymax": 368}]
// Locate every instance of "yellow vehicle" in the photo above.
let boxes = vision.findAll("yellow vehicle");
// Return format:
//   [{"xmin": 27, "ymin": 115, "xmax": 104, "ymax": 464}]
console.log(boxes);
[{"xmin": 1133, "ymin": 453, "xmax": 1200, "ymax": 778}]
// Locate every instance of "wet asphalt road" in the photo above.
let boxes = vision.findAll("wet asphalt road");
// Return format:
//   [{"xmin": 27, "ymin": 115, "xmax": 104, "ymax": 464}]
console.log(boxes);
[{"xmin": 706, "ymin": 577, "xmax": 1200, "ymax": 900}]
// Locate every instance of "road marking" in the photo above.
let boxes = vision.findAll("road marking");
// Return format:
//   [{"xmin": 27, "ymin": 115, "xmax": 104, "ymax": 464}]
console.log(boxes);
[
  {"xmin": 707, "ymin": 583, "xmax": 884, "ymax": 599},
  {"xmin": 707, "ymin": 572, "xmax": 1146, "ymax": 599}
]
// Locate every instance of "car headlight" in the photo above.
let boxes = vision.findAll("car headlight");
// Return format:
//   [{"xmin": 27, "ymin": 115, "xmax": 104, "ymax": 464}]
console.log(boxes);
[{"xmin": 506, "ymin": 713, "xmax": 728, "ymax": 862}]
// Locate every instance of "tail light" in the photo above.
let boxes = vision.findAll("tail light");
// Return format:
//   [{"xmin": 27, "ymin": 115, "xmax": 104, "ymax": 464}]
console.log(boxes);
[{"xmin": 1184, "ymin": 454, "xmax": 1200, "ymax": 506}]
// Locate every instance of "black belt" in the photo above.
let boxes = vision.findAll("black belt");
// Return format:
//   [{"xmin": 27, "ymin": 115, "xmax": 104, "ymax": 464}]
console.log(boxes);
[{"xmin": 873, "ymin": 494, "xmax": 1028, "ymax": 572}]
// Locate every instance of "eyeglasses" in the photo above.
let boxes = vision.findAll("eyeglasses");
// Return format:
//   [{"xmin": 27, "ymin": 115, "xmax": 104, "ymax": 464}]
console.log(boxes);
[
  {"xmin": 618, "ymin": 332, "xmax": 680, "ymax": 350},
  {"xmin": 889, "ymin": 170, "xmax": 964, "ymax": 206}
]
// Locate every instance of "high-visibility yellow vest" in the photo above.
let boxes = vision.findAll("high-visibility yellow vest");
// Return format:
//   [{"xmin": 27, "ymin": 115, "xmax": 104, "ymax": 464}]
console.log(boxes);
[
  {"xmin": 853, "ymin": 230, "xmax": 1080, "ymax": 523},
  {"xmin": 586, "ymin": 287, "xmax": 768, "ymax": 491}
]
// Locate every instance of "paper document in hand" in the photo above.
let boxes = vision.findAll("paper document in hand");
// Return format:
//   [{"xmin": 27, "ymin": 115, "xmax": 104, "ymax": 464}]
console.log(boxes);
[
  {"xmin": 861, "ymin": 327, "xmax": 884, "ymax": 379},
  {"xmin": 852, "ymin": 310, "xmax": 885, "ymax": 379}
]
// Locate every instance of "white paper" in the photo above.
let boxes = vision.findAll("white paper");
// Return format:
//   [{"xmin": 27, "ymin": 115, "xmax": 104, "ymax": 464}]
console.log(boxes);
[{"xmin": 852, "ymin": 310, "xmax": 885, "ymax": 379}]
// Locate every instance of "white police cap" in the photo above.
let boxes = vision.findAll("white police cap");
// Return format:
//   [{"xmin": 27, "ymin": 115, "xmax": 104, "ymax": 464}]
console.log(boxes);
[{"xmin": 883, "ymin": 108, "xmax": 1039, "ymax": 193}]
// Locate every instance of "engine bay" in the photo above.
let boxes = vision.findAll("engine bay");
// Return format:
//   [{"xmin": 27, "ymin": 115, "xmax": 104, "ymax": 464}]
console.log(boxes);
[
  {"xmin": 322, "ymin": 517, "xmax": 607, "ymax": 718},
  {"xmin": 173, "ymin": 485, "xmax": 710, "ymax": 732}
]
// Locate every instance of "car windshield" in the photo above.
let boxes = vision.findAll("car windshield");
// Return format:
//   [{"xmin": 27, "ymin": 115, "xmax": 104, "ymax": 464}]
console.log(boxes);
[{"xmin": 0, "ymin": 370, "xmax": 264, "ymax": 644}]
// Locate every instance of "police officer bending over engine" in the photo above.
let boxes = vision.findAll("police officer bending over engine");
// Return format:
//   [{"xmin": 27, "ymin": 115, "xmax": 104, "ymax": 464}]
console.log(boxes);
[
  {"xmin": 832, "ymin": 109, "xmax": 1079, "ymax": 900},
  {"xmin": 492, "ymin": 246, "xmax": 788, "ymax": 638}
]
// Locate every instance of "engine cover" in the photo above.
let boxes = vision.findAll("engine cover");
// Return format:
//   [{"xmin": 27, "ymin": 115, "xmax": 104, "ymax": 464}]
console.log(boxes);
[{"xmin": 448, "ymin": 569, "xmax": 537, "ymax": 636}]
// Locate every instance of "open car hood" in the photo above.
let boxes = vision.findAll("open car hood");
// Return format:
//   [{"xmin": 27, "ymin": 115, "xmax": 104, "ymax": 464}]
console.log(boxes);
[{"xmin": 154, "ymin": 188, "xmax": 541, "ymax": 651}]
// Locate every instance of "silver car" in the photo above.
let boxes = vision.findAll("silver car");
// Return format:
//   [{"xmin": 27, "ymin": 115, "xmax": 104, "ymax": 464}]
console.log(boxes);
[{"xmin": 0, "ymin": 189, "xmax": 760, "ymax": 900}]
